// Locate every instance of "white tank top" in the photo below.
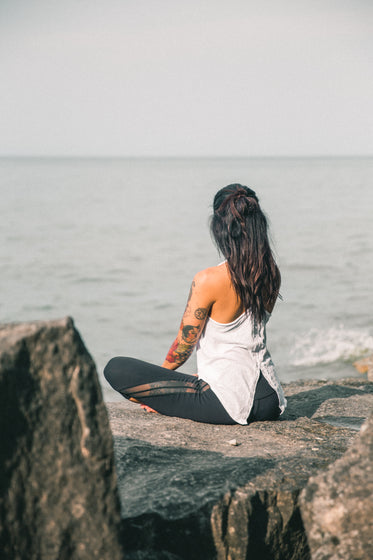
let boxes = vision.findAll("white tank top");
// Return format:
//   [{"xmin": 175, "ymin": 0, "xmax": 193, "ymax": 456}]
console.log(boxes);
[{"xmin": 196, "ymin": 310, "xmax": 287, "ymax": 425}]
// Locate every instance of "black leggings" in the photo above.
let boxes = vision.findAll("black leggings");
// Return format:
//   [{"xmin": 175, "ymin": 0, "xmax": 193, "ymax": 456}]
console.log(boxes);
[{"xmin": 104, "ymin": 357, "xmax": 280, "ymax": 425}]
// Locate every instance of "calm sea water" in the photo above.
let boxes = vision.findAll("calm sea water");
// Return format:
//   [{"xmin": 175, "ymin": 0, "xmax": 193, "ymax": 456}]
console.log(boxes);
[{"xmin": 1, "ymin": 157, "xmax": 372, "ymax": 400}]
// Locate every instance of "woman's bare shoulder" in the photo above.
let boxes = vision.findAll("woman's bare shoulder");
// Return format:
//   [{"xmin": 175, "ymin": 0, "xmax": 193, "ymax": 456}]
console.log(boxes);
[{"xmin": 193, "ymin": 263, "xmax": 229, "ymax": 289}]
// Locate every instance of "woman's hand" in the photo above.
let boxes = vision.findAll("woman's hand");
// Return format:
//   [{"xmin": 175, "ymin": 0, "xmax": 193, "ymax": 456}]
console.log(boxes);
[{"xmin": 162, "ymin": 270, "xmax": 215, "ymax": 370}]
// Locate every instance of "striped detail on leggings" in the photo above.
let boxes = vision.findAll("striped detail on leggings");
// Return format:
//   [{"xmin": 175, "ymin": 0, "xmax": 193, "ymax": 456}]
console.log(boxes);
[{"xmin": 122, "ymin": 378, "xmax": 210, "ymax": 399}]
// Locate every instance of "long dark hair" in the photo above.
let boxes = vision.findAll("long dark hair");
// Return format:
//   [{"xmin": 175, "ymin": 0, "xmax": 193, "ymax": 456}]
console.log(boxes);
[{"xmin": 210, "ymin": 184, "xmax": 281, "ymax": 322}]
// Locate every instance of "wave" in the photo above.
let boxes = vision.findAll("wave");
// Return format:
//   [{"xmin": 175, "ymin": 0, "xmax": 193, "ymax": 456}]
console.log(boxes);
[{"xmin": 290, "ymin": 325, "xmax": 373, "ymax": 367}]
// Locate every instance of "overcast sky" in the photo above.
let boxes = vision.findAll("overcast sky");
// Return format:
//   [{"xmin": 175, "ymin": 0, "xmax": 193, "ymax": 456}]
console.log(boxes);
[{"xmin": 0, "ymin": 0, "xmax": 372, "ymax": 157}]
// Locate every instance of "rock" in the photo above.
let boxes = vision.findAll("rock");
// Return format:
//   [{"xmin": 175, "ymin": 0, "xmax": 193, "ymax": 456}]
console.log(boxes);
[
  {"xmin": 107, "ymin": 377, "xmax": 373, "ymax": 560},
  {"xmin": 300, "ymin": 411, "xmax": 373, "ymax": 560},
  {"xmin": 354, "ymin": 354, "xmax": 373, "ymax": 381},
  {"xmin": 0, "ymin": 317, "xmax": 123, "ymax": 560}
]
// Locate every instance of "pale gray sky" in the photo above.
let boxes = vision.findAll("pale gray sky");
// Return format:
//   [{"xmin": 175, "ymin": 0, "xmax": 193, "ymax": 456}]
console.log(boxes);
[{"xmin": 0, "ymin": 0, "xmax": 372, "ymax": 157}]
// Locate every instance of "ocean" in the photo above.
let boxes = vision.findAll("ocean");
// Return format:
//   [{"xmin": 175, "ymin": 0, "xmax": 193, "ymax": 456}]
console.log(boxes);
[{"xmin": 1, "ymin": 156, "xmax": 372, "ymax": 401}]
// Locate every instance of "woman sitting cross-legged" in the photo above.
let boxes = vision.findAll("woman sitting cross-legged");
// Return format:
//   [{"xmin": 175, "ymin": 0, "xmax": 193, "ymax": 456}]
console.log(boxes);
[{"xmin": 104, "ymin": 183, "xmax": 287, "ymax": 425}]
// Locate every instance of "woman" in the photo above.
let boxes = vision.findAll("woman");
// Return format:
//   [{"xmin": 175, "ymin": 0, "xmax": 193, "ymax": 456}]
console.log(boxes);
[{"xmin": 104, "ymin": 184, "xmax": 286, "ymax": 425}]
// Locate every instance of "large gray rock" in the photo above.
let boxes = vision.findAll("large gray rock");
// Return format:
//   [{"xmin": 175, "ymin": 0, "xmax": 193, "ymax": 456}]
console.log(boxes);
[
  {"xmin": 300, "ymin": 411, "xmax": 373, "ymax": 560},
  {"xmin": 107, "ymin": 377, "xmax": 373, "ymax": 559},
  {"xmin": 0, "ymin": 317, "xmax": 123, "ymax": 560}
]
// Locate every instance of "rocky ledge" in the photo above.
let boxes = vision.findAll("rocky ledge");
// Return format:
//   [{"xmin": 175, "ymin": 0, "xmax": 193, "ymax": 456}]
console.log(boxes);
[
  {"xmin": 107, "ymin": 377, "xmax": 373, "ymax": 560},
  {"xmin": 1, "ymin": 317, "xmax": 372, "ymax": 560}
]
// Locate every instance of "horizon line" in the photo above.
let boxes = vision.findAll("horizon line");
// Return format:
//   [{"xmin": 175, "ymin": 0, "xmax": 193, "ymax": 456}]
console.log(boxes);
[{"xmin": 0, "ymin": 153, "xmax": 372, "ymax": 160}]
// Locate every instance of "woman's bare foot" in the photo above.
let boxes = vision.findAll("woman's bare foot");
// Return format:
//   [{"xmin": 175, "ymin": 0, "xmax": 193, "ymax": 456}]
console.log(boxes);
[{"xmin": 140, "ymin": 404, "xmax": 158, "ymax": 413}]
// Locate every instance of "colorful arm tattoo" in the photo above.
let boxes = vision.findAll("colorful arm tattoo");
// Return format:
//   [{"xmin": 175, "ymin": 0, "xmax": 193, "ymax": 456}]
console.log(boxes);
[
  {"xmin": 163, "ymin": 277, "xmax": 209, "ymax": 369},
  {"xmin": 165, "ymin": 338, "xmax": 194, "ymax": 365}
]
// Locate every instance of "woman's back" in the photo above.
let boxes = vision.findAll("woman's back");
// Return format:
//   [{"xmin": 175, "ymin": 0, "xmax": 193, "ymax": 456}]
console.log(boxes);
[
  {"xmin": 196, "ymin": 281, "xmax": 286, "ymax": 424},
  {"xmin": 204, "ymin": 261, "xmax": 275, "ymax": 326}
]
